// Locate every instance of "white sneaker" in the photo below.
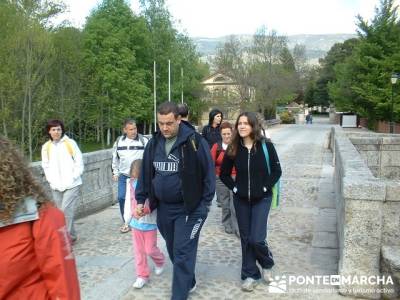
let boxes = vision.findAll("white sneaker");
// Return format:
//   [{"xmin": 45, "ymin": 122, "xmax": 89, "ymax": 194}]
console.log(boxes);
[
  {"xmin": 189, "ymin": 282, "xmax": 197, "ymax": 293},
  {"xmin": 133, "ymin": 277, "xmax": 147, "ymax": 289},
  {"xmin": 262, "ymin": 268, "xmax": 274, "ymax": 283},
  {"xmin": 154, "ymin": 265, "xmax": 164, "ymax": 275},
  {"xmin": 241, "ymin": 278, "xmax": 258, "ymax": 292}
]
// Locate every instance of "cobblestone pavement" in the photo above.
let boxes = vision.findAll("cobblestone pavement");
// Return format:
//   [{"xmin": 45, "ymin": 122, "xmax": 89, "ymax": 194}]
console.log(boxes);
[{"xmin": 74, "ymin": 118, "xmax": 357, "ymax": 300}]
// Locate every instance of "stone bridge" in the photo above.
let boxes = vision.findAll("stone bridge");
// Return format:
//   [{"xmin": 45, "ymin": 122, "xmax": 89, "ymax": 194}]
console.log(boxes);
[{"xmin": 30, "ymin": 117, "xmax": 400, "ymax": 299}]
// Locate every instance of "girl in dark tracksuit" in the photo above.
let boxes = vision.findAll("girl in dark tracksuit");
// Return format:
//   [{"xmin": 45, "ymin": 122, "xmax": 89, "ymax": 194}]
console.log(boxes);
[{"xmin": 220, "ymin": 112, "xmax": 282, "ymax": 292}]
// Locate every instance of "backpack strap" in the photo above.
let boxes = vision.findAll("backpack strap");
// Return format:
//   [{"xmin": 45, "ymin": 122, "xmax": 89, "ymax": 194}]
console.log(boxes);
[
  {"xmin": 138, "ymin": 134, "xmax": 147, "ymax": 147},
  {"xmin": 115, "ymin": 136, "xmax": 122, "ymax": 159},
  {"xmin": 188, "ymin": 132, "xmax": 200, "ymax": 152},
  {"xmin": 45, "ymin": 138, "xmax": 74, "ymax": 161},
  {"xmin": 64, "ymin": 138, "xmax": 75, "ymax": 158},
  {"xmin": 261, "ymin": 140, "xmax": 271, "ymax": 175}
]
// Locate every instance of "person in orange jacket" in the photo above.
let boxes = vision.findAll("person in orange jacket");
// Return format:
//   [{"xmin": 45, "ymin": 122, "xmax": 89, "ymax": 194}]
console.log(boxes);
[{"xmin": 0, "ymin": 136, "xmax": 81, "ymax": 300}]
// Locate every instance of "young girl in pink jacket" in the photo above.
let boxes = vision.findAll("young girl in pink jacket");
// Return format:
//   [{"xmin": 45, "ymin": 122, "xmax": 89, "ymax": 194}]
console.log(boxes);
[{"xmin": 124, "ymin": 159, "xmax": 165, "ymax": 289}]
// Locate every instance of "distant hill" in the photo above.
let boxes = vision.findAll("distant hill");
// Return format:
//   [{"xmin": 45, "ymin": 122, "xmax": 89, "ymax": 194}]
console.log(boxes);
[{"xmin": 192, "ymin": 33, "xmax": 357, "ymax": 65}]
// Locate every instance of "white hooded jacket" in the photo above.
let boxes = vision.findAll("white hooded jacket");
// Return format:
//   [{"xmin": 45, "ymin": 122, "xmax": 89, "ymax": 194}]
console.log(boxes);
[{"xmin": 41, "ymin": 135, "xmax": 84, "ymax": 192}]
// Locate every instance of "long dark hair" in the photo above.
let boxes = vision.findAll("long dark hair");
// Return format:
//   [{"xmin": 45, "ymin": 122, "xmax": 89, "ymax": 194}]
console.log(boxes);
[{"xmin": 226, "ymin": 112, "xmax": 264, "ymax": 158}]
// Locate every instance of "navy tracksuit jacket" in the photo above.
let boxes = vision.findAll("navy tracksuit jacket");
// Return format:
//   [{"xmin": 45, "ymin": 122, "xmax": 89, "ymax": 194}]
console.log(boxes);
[{"xmin": 136, "ymin": 122, "xmax": 215, "ymax": 300}]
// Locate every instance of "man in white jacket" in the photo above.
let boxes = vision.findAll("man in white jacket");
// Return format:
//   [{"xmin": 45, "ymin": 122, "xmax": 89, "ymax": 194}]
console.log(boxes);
[
  {"xmin": 112, "ymin": 119, "xmax": 148, "ymax": 233},
  {"xmin": 41, "ymin": 119, "xmax": 84, "ymax": 243}
]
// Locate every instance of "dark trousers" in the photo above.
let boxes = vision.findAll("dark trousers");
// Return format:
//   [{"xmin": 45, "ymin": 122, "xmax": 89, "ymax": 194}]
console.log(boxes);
[
  {"xmin": 234, "ymin": 195, "xmax": 274, "ymax": 280},
  {"xmin": 117, "ymin": 174, "xmax": 129, "ymax": 221},
  {"xmin": 157, "ymin": 201, "xmax": 208, "ymax": 300}
]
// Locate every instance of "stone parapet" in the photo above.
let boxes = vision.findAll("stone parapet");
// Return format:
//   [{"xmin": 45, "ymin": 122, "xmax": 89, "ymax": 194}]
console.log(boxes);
[
  {"xmin": 30, "ymin": 149, "xmax": 116, "ymax": 219},
  {"xmin": 332, "ymin": 126, "xmax": 400, "ymax": 299}
]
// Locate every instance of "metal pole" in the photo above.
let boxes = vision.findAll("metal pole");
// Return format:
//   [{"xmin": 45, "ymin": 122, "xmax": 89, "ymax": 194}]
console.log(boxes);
[
  {"xmin": 181, "ymin": 68, "xmax": 183, "ymax": 104},
  {"xmin": 168, "ymin": 60, "xmax": 171, "ymax": 102},
  {"xmin": 391, "ymin": 84, "xmax": 394, "ymax": 133},
  {"xmin": 154, "ymin": 61, "xmax": 157, "ymax": 132}
]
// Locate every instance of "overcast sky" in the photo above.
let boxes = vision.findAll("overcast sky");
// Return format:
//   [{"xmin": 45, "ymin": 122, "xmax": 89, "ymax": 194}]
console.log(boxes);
[{"xmin": 57, "ymin": 0, "xmax": 399, "ymax": 37}]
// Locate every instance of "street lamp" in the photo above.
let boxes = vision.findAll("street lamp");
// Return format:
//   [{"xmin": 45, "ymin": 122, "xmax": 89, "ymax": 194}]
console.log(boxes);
[{"xmin": 390, "ymin": 73, "xmax": 399, "ymax": 133}]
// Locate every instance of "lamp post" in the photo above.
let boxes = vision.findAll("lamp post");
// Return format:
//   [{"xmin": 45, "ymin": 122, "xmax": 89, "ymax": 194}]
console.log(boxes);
[{"xmin": 390, "ymin": 73, "xmax": 398, "ymax": 133}]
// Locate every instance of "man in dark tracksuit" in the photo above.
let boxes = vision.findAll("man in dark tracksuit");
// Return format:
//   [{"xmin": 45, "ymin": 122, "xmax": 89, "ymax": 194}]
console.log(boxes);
[{"xmin": 136, "ymin": 101, "xmax": 215, "ymax": 300}]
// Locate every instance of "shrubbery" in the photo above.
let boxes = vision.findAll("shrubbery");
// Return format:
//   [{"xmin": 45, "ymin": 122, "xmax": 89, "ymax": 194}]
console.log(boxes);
[{"xmin": 279, "ymin": 111, "xmax": 295, "ymax": 124}]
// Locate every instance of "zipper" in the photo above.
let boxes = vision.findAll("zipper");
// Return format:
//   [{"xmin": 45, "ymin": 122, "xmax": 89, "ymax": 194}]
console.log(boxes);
[
  {"xmin": 181, "ymin": 144, "xmax": 185, "ymax": 170},
  {"xmin": 247, "ymin": 148, "xmax": 251, "ymax": 202}
]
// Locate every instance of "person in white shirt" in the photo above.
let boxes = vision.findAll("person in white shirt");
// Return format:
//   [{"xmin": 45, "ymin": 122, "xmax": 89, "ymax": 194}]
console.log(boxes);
[
  {"xmin": 41, "ymin": 119, "xmax": 84, "ymax": 243},
  {"xmin": 112, "ymin": 119, "xmax": 148, "ymax": 233}
]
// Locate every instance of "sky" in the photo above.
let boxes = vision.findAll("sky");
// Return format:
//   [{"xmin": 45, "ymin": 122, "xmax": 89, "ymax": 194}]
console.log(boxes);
[{"xmin": 57, "ymin": 0, "xmax": 398, "ymax": 37}]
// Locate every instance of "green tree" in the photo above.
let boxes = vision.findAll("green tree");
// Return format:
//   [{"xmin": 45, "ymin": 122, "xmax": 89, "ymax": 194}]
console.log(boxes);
[
  {"xmin": 139, "ymin": 0, "xmax": 207, "ymax": 123},
  {"xmin": 83, "ymin": 0, "xmax": 151, "ymax": 146},
  {"xmin": 329, "ymin": 0, "xmax": 400, "ymax": 123},
  {"xmin": 50, "ymin": 27, "xmax": 84, "ymax": 138}
]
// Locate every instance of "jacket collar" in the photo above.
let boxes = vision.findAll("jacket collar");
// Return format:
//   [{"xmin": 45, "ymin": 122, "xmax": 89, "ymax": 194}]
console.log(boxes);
[{"xmin": 0, "ymin": 197, "xmax": 39, "ymax": 228}]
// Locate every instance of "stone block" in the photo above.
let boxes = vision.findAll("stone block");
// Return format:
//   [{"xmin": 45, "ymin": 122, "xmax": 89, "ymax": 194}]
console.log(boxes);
[
  {"xmin": 343, "ymin": 200, "xmax": 382, "ymax": 247},
  {"xmin": 339, "ymin": 245, "xmax": 381, "ymax": 299},
  {"xmin": 382, "ymin": 136, "xmax": 400, "ymax": 145},
  {"xmin": 386, "ymin": 180, "xmax": 400, "ymax": 201},
  {"xmin": 312, "ymin": 231, "xmax": 338, "ymax": 248},
  {"xmin": 381, "ymin": 144, "xmax": 400, "ymax": 151},
  {"xmin": 382, "ymin": 202, "xmax": 400, "ymax": 246},
  {"xmin": 354, "ymin": 144, "xmax": 380, "ymax": 151},
  {"xmin": 314, "ymin": 215, "xmax": 337, "ymax": 232},
  {"xmin": 343, "ymin": 178, "xmax": 385, "ymax": 201},
  {"xmin": 381, "ymin": 246, "xmax": 400, "ymax": 299},
  {"xmin": 369, "ymin": 167, "xmax": 380, "ymax": 178},
  {"xmin": 350, "ymin": 137, "xmax": 380, "ymax": 145},
  {"xmin": 317, "ymin": 194, "xmax": 336, "ymax": 209},
  {"xmin": 359, "ymin": 151, "xmax": 380, "ymax": 167},
  {"xmin": 338, "ymin": 199, "xmax": 383, "ymax": 298},
  {"xmin": 381, "ymin": 167, "xmax": 400, "ymax": 180},
  {"xmin": 381, "ymin": 151, "xmax": 400, "ymax": 166}
]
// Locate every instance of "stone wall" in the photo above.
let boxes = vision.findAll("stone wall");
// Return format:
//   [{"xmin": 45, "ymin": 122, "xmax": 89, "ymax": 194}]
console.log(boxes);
[
  {"xmin": 30, "ymin": 149, "xmax": 117, "ymax": 219},
  {"xmin": 345, "ymin": 134, "xmax": 400, "ymax": 248},
  {"xmin": 331, "ymin": 126, "xmax": 396, "ymax": 299},
  {"xmin": 348, "ymin": 135, "xmax": 400, "ymax": 179}
]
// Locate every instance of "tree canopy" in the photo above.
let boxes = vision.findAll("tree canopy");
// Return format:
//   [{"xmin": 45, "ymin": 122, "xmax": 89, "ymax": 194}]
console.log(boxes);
[{"xmin": 0, "ymin": 0, "xmax": 208, "ymax": 159}]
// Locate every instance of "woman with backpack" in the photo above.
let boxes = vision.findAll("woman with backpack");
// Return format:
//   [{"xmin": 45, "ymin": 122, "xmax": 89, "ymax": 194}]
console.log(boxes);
[
  {"xmin": 220, "ymin": 112, "xmax": 282, "ymax": 292},
  {"xmin": 210, "ymin": 122, "xmax": 239, "ymax": 236}
]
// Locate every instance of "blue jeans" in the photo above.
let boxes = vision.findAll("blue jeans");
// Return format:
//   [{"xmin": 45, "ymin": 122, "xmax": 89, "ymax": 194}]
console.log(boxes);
[
  {"xmin": 234, "ymin": 195, "xmax": 274, "ymax": 280},
  {"xmin": 118, "ymin": 174, "xmax": 129, "ymax": 222}
]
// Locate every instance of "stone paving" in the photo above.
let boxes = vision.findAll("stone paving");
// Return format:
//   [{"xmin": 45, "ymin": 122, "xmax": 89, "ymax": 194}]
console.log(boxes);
[{"xmin": 73, "ymin": 119, "xmax": 358, "ymax": 300}]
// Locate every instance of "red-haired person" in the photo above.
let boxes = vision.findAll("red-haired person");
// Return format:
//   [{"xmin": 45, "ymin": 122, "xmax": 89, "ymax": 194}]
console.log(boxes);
[
  {"xmin": 0, "ymin": 137, "xmax": 80, "ymax": 300},
  {"xmin": 41, "ymin": 119, "xmax": 84, "ymax": 243},
  {"xmin": 210, "ymin": 122, "xmax": 238, "ymax": 236}
]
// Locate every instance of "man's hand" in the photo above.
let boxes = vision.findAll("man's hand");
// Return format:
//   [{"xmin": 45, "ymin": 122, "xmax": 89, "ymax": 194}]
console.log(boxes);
[
  {"xmin": 136, "ymin": 204, "xmax": 145, "ymax": 218},
  {"xmin": 112, "ymin": 175, "xmax": 118, "ymax": 182}
]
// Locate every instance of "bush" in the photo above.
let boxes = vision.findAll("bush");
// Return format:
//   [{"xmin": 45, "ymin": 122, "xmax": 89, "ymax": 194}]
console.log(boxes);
[{"xmin": 279, "ymin": 111, "xmax": 295, "ymax": 124}]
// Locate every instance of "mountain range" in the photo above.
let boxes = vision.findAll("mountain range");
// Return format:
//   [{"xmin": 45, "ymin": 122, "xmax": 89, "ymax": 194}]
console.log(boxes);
[{"xmin": 192, "ymin": 33, "xmax": 356, "ymax": 65}]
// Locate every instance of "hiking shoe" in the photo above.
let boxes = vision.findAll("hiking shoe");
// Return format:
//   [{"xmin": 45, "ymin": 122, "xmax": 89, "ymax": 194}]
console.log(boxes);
[
  {"xmin": 224, "ymin": 227, "xmax": 233, "ymax": 234},
  {"xmin": 120, "ymin": 224, "xmax": 130, "ymax": 233},
  {"xmin": 133, "ymin": 277, "xmax": 148, "ymax": 289},
  {"xmin": 241, "ymin": 278, "xmax": 258, "ymax": 292},
  {"xmin": 189, "ymin": 282, "xmax": 197, "ymax": 293},
  {"xmin": 154, "ymin": 264, "xmax": 164, "ymax": 275},
  {"xmin": 262, "ymin": 268, "xmax": 274, "ymax": 283},
  {"xmin": 71, "ymin": 236, "xmax": 79, "ymax": 245}
]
